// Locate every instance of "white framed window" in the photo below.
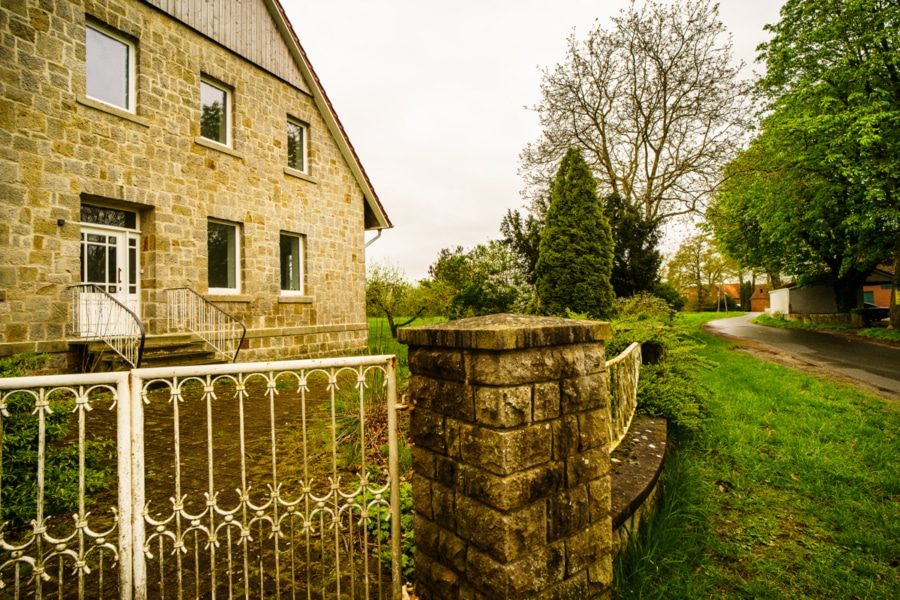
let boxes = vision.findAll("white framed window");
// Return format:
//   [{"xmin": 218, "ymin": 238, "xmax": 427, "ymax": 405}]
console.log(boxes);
[
  {"xmin": 200, "ymin": 78, "xmax": 230, "ymax": 145},
  {"xmin": 280, "ymin": 233, "xmax": 305, "ymax": 294},
  {"xmin": 287, "ymin": 119, "xmax": 307, "ymax": 173},
  {"xmin": 85, "ymin": 23, "xmax": 135, "ymax": 112},
  {"xmin": 208, "ymin": 219, "xmax": 241, "ymax": 293}
]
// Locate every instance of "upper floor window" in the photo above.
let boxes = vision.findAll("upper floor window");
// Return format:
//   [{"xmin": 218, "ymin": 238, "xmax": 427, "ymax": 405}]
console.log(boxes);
[
  {"xmin": 287, "ymin": 119, "xmax": 307, "ymax": 173},
  {"xmin": 86, "ymin": 23, "xmax": 134, "ymax": 111},
  {"xmin": 201, "ymin": 79, "xmax": 230, "ymax": 145}
]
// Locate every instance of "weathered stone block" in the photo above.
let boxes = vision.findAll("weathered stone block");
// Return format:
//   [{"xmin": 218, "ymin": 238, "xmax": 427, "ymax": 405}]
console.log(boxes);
[
  {"xmin": 409, "ymin": 375, "xmax": 474, "ymax": 421},
  {"xmin": 565, "ymin": 521, "xmax": 608, "ymax": 576},
  {"xmin": 533, "ymin": 381, "xmax": 560, "ymax": 421},
  {"xmin": 432, "ymin": 480, "xmax": 457, "ymax": 530},
  {"xmin": 552, "ymin": 414, "xmax": 579, "ymax": 461},
  {"xmin": 474, "ymin": 384, "xmax": 531, "ymax": 427},
  {"xmin": 466, "ymin": 346, "xmax": 586, "ymax": 386},
  {"xmin": 435, "ymin": 453, "xmax": 462, "ymax": 487},
  {"xmin": 463, "ymin": 462, "xmax": 563, "ymax": 511},
  {"xmin": 411, "ymin": 409, "xmax": 447, "ymax": 453},
  {"xmin": 412, "ymin": 473, "xmax": 434, "ymax": 520},
  {"xmin": 566, "ymin": 446, "xmax": 609, "ymax": 487},
  {"xmin": 588, "ymin": 552, "xmax": 614, "ymax": 588},
  {"xmin": 459, "ymin": 422, "xmax": 552, "ymax": 476},
  {"xmin": 560, "ymin": 373, "xmax": 608, "ymax": 413},
  {"xmin": 465, "ymin": 544, "xmax": 565, "ymax": 598},
  {"xmin": 578, "ymin": 408, "xmax": 610, "ymax": 450},
  {"xmin": 438, "ymin": 528, "xmax": 468, "ymax": 574},
  {"xmin": 430, "ymin": 559, "xmax": 461, "ymax": 600},
  {"xmin": 412, "ymin": 445, "xmax": 436, "ymax": 479},
  {"xmin": 588, "ymin": 477, "xmax": 612, "ymax": 522},
  {"xmin": 547, "ymin": 485, "xmax": 590, "ymax": 542},
  {"xmin": 543, "ymin": 568, "xmax": 590, "ymax": 600},
  {"xmin": 415, "ymin": 512, "xmax": 441, "ymax": 557},
  {"xmin": 408, "ymin": 348, "xmax": 466, "ymax": 382},
  {"xmin": 456, "ymin": 495, "xmax": 545, "ymax": 562}
]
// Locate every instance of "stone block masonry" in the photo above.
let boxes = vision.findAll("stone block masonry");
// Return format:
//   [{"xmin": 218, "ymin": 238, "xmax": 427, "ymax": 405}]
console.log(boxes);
[{"xmin": 400, "ymin": 314, "xmax": 616, "ymax": 600}]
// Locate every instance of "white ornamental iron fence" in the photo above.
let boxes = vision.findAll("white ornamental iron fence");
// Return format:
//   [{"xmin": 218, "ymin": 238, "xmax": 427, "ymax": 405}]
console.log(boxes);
[
  {"xmin": 606, "ymin": 342, "xmax": 642, "ymax": 452},
  {"xmin": 0, "ymin": 356, "xmax": 402, "ymax": 600},
  {"xmin": 69, "ymin": 284, "xmax": 146, "ymax": 368},
  {"xmin": 166, "ymin": 288, "xmax": 247, "ymax": 363}
]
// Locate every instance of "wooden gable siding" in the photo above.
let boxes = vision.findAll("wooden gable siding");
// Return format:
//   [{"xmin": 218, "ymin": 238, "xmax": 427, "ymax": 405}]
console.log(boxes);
[{"xmin": 145, "ymin": 0, "xmax": 311, "ymax": 94}]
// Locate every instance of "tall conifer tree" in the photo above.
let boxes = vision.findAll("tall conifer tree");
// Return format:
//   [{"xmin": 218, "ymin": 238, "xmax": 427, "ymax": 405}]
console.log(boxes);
[{"xmin": 535, "ymin": 147, "xmax": 615, "ymax": 318}]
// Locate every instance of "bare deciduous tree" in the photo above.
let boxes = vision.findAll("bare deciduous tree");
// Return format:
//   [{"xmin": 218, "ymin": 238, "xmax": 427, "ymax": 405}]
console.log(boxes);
[{"xmin": 520, "ymin": 0, "xmax": 751, "ymax": 226}]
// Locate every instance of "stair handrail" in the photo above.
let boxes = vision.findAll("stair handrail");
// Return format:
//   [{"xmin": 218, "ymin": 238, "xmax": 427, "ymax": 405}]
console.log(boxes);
[
  {"xmin": 606, "ymin": 341, "xmax": 642, "ymax": 452},
  {"xmin": 69, "ymin": 284, "xmax": 146, "ymax": 368},
  {"xmin": 165, "ymin": 287, "xmax": 247, "ymax": 362}
]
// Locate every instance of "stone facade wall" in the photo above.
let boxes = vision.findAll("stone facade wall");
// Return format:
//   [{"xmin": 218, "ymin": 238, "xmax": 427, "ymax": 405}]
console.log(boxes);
[
  {"xmin": 399, "ymin": 314, "xmax": 616, "ymax": 600},
  {"xmin": 0, "ymin": 0, "xmax": 370, "ymax": 366}
]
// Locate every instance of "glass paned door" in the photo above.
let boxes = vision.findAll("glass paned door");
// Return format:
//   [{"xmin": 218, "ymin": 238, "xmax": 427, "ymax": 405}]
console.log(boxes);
[{"xmin": 79, "ymin": 225, "xmax": 140, "ymax": 337}]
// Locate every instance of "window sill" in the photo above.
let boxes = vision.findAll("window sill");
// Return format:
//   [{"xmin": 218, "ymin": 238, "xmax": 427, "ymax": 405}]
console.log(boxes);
[
  {"xmin": 278, "ymin": 295, "xmax": 314, "ymax": 304},
  {"xmin": 206, "ymin": 294, "xmax": 251, "ymax": 303},
  {"xmin": 77, "ymin": 96, "xmax": 150, "ymax": 127},
  {"xmin": 283, "ymin": 167, "xmax": 317, "ymax": 184},
  {"xmin": 194, "ymin": 137, "xmax": 244, "ymax": 159}
]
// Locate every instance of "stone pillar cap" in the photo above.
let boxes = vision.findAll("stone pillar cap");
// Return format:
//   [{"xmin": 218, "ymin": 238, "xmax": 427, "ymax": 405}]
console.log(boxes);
[{"xmin": 398, "ymin": 313, "xmax": 613, "ymax": 350}]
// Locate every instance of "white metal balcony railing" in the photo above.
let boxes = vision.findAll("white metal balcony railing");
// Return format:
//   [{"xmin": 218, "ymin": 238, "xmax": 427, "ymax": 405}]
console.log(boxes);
[
  {"xmin": 166, "ymin": 288, "xmax": 247, "ymax": 362},
  {"xmin": 0, "ymin": 356, "xmax": 402, "ymax": 599},
  {"xmin": 69, "ymin": 284, "xmax": 146, "ymax": 368},
  {"xmin": 606, "ymin": 341, "xmax": 642, "ymax": 452}
]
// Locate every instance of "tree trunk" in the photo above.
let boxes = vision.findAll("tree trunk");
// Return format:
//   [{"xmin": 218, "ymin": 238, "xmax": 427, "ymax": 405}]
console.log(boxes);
[
  {"xmin": 890, "ymin": 234, "xmax": 900, "ymax": 330},
  {"xmin": 832, "ymin": 272, "xmax": 867, "ymax": 314}
]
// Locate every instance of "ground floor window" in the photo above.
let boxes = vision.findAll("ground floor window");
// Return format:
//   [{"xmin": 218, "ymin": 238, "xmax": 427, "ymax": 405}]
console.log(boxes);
[
  {"xmin": 208, "ymin": 219, "xmax": 240, "ymax": 293},
  {"xmin": 280, "ymin": 233, "xmax": 305, "ymax": 294}
]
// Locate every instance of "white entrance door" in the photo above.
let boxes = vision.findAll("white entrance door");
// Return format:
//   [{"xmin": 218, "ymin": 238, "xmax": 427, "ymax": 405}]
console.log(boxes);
[{"xmin": 79, "ymin": 226, "xmax": 140, "ymax": 337}]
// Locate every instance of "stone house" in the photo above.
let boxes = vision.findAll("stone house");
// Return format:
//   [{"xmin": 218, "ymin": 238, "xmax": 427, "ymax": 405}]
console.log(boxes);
[{"xmin": 0, "ymin": 0, "xmax": 392, "ymax": 372}]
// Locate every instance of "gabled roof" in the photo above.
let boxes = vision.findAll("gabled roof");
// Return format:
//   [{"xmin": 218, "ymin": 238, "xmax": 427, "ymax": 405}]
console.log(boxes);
[{"xmin": 265, "ymin": 0, "xmax": 392, "ymax": 230}]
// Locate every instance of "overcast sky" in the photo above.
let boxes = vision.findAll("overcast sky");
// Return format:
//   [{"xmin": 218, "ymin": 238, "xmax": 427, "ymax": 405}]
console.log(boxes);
[{"xmin": 284, "ymin": 0, "xmax": 787, "ymax": 280}]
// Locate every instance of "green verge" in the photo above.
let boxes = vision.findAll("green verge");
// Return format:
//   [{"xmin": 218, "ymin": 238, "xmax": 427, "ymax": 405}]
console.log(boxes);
[
  {"xmin": 858, "ymin": 327, "xmax": 900, "ymax": 343},
  {"xmin": 614, "ymin": 312, "xmax": 900, "ymax": 599},
  {"xmin": 751, "ymin": 314, "xmax": 857, "ymax": 330}
]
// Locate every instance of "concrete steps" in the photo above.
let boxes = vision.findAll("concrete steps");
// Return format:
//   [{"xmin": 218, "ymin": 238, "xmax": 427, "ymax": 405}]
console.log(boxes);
[{"xmin": 76, "ymin": 334, "xmax": 230, "ymax": 371}]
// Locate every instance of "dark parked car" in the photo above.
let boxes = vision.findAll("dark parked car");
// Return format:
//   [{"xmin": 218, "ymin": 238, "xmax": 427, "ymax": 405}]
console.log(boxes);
[{"xmin": 862, "ymin": 302, "xmax": 890, "ymax": 321}]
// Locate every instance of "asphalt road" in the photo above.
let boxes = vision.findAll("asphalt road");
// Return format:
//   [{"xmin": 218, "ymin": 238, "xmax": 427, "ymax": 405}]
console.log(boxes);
[{"xmin": 706, "ymin": 313, "xmax": 900, "ymax": 397}]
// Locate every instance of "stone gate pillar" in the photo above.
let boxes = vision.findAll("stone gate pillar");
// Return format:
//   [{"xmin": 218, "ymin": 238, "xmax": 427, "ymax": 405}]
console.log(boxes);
[{"xmin": 399, "ymin": 314, "xmax": 615, "ymax": 600}]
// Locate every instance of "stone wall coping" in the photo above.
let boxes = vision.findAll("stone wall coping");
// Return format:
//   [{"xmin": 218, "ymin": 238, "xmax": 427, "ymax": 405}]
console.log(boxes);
[{"xmin": 398, "ymin": 313, "xmax": 613, "ymax": 350}]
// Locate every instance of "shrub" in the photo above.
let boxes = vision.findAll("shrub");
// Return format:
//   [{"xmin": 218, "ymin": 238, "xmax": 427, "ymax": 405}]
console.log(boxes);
[
  {"xmin": 365, "ymin": 480, "xmax": 415, "ymax": 582},
  {"xmin": 614, "ymin": 292, "xmax": 676, "ymax": 323},
  {"xmin": 0, "ymin": 353, "xmax": 114, "ymax": 526}
]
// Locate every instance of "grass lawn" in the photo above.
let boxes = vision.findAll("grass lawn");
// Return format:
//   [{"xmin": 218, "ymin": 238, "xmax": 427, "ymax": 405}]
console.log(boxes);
[{"xmin": 615, "ymin": 312, "xmax": 900, "ymax": 599}]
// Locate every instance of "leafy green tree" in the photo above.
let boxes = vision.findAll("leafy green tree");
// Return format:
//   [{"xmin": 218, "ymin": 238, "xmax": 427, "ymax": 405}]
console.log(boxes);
[
  {"xmin": 428, "ymin": 241, "xmax": 531, "ymax": 319},
  {"xmin": 366, "ymin": 262, "xmax": 425, "ymax": 338},
  {"xmin": 666, "ymin": 235, "xmax": 732, "ymax": 311},
  {"xmin": 534, "ymin": 147, "xmax": 615, "ymax": 318},
  {"xmin": 751, "ymin": 0, "xmax": 900, "ymax": 322}
]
